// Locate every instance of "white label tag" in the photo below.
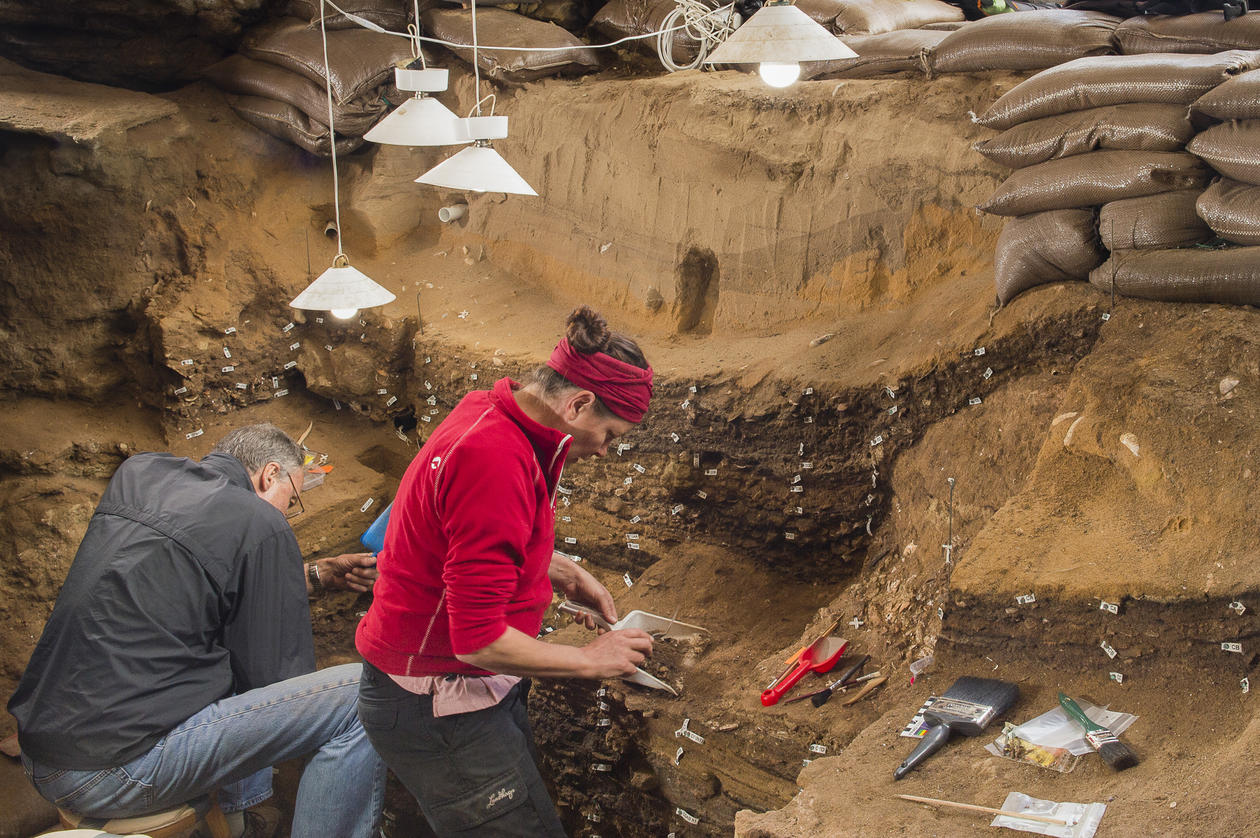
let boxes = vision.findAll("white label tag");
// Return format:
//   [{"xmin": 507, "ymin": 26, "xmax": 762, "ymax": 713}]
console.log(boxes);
[
  {"xmin": 1101, "ymin": 641, "xmax": 1117, "ymax": 659},
  {"xmin": 968, "ymin": 397, "xmax": 982, "ymax": 406},
  {"xmin": 974, "ymin": 347, "xmax": 986, "ymax": 356},
  {"xmin": 271, "ymin": 376, "xmax": 279, "ymax": 388},
  {"xmin": 623, "ymin": 573, "xmax": 634, "ymax": 587},
  {"xmin": 1110, "ymin": 672, "xmax": 1124, "ymax": 683},
  {"xmin": 274, "ymin": 389, "xmax": 288, "ymax": 397},
  {"xmin": 180, "ymin": 359, "xmax": 194, "ymax": 366},
  {"xmin": 1222, "ymin": 642, "xmax": 1243, "ymax": 653},
  {"xmin": 596, "ymin": 718, "xmax": 611, "ymax": 727},
  {"xmin": 629, "ymin": 515, "xmax": 641, "ymax": 524},
  {"xmin": 185, "ymin": 429, "xmax": 203, "ymax": 440},
  {"xmin": 809, "ymin": 743, "xmax": 827, "ymax": 754},
  {"xmin": 790, "ymin": 485, "xmax": 804, "ymax": 493},
  {"xmin": 223, "ymin": 347, "xmax": 232, "ymax": 359},
  {"xmin": 1100, "ymin": 601, "xmax": 1119, "ymax": 614},
  {"xmin": 225, "ymin": 327, "xmax": 237, "ymax": 335},
  {"xmin": 1101, "ymin": 312, "xmax": 1111, "ymax": 321},
  {"xmin": 283, "ymin": 361, "xmax": 297, "ymax": 370},
  {"xmin": 627, "ymin": 543, "xmax": 640, "ymax": 551},
  {"xmin": 627, "ymin": 533, "xmax": 639, "ymax": 540},
  {"xmin": 360, "ymin": 498, "xmax": 374, "ymax": 513},
  {"xmin": 676, "ymin": 808, "xmax": 699, "ymax": 825},
  {"xmin": 784, "ymin": 532, "xmax": 797, "ymax": 541},
  {"xmin": 670, "ymin": 432, "xmax": 680, "ymax": 443},
  {"xmin": 564, "ymin": 537, "xmax": 577, "ymax": 545},
  {"xmin": 634, "ymin": 464, "xmax": 646, "ymax": 474},
  {"xmin": 983, "ymin": 367, "xmax": 993, "ymax": 380},
  {"xmin": 1015, "ymin": 593, "xmax": 1036, "ymax": 605},
  {"xmin": 173, "ymin": 386, "xmax": 188, "ymax": 395},
  {"xmin": 803, "ymin": 416, "xmax": 814, "ymax": 424},
  {"xmin": 623, "ymin": 477, "xmax": 633, "ymax": 486},
  {"xmin": 671, "ymin": 504, "xmax": 684, "ymax": 515},
  {"xmin": 801, "ymin": 462, "xmax": 813, "ymax": 469},
  {"xmin": 421, "ymin": 415, "xmax": 431, "ymax": 423},
  {"xmin": 1243, "ymin": 678, "xmax": 1251, "ymax": 693},
  {"xmin": 870, "ymin": 435, "xmax": 883, "ymax": 447},
  {"xmin": 804, "ymin": 387, "xmax": 813, "ymax": 395},
  {"xmin": 674, "ymin": 747, "xmax": 683, "ymax": 766},
  {"xmin": 222, "ymin": 365, "xmax": 234, "ymax": 373},
  {"xmin": 289, "ymin": 342, "xmax": 300, "ymax": 351},
  {"xmin": 470, "ymin": 373, "xmax": 478, "ymax": 381},
  {"xmin": 376, "ymin": 388, "xmax": 388, "ymax": 395},
  {"xmin": 283, "ymin": 322, "xmax": 295, "ymax": 333},
  {"xmin": 696, "ymin": 490, "xmax": 708, "ymax": 499},
  {"xmin": 1230, "ymin": 601, "xmax": 1246, "ymax": 615},
  {"xmin": 235, "ymin": 382, "xmax": 247, "ymax": 390},
  {"xmin": 591, "ymin": 764, "xmax": 611, "ymax": 773}
]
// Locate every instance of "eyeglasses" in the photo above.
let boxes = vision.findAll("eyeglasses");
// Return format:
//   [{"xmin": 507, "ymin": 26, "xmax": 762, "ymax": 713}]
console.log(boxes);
[{"xmin": 285, "ymin": 472, "xmax": 305, "ymax": 520}]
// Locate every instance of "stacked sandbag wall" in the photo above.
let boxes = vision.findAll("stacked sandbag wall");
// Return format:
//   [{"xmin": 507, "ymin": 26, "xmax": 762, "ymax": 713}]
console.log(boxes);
[
  {"xmin": 927, "ymin": 10, "xmax": 1122, "ymax": 75},
  {"xmin": 1087, "ymin": 63, "xmax": 1260, "ymax": 306},
  {"xmin": 971, "ymin": 51, "xmax": 1260, "ymax": 306}
]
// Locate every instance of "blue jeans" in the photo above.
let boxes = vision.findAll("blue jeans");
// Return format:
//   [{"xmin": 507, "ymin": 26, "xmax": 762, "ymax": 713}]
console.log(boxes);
[{"xmin": 22, "ymin": 664, "xmax": 386, "ymax": 838}]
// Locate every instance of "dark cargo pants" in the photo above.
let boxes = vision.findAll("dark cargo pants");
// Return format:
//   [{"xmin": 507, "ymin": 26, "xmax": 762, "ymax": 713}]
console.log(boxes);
[{"xmin": 358, "ymin": 661, "xmax": 566, "ymax": 837}]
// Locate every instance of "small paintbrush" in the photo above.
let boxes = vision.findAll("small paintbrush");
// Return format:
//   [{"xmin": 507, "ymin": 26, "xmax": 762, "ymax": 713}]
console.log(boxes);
[
  {"xmin": 810, "ymin": 655, "xmax": 870, "ymax": 707},
  {"xmin": 1059, "ymin": 692, "xmax": 1138, "ymax": 771}
]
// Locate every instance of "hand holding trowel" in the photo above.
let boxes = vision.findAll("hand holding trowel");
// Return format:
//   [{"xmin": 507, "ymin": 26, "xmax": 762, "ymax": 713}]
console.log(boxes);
[{"xmin": 557, "ymin": 600, "xmax": 708, "ymax": 695}]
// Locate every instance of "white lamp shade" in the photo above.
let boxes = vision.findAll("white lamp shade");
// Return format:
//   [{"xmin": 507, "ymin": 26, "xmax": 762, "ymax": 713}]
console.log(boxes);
[
  {"xmin": 290, "ymin": 264, "xmax": 396, "ymax": 312},
  {"xmin": 364, "ymin": 95, "xmax": 466, "ymax": 146},
  {"xmin": 395, "ymin": 67, "xmax": 448, "ymax": 92},
  {"xmin": 415, "ymin": 145, "xmax": 537, "ymax": 196},
  {"xmin": 703, "ymin": 3, "xmax": 857, "ymax": 64}
]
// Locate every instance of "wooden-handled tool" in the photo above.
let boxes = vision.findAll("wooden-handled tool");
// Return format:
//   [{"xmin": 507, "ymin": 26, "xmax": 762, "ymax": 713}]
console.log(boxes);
[{"xmin": 897, "ymin": 794, "xmax": 1069, "ymax": 826}]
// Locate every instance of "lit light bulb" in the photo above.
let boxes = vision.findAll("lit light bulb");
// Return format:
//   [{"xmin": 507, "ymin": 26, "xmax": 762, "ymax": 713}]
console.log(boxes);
[
  {"xmin": 759, "ymin": 62, "xmax": 801, "ymax": 88},
  {"xmin": 330, "ymin": 308, "xmax": 359, "ymax": 320}
]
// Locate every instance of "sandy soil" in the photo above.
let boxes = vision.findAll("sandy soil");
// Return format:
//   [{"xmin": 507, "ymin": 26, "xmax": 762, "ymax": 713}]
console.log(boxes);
[{"xmin": 1, "ymin": 50, "xmax": 1259, "ymax": 838}]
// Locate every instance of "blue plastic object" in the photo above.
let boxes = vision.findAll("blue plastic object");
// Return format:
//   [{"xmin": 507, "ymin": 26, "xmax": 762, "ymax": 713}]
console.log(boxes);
[{"xmin": 360, "ymin": 502, "xmax": 392, "ymax": 554}]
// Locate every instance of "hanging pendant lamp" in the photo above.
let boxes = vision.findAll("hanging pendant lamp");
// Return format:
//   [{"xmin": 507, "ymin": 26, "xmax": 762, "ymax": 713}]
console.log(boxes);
[
  {"xmin": 290, "ymin": 0, "xmax": 395, "ymax": 319},
  {"xmin": 703, "ymin": 1, "xmax": 857, "ymax": 87},
  {"xmin": 291, "ymin": 255, "xmax": 398, "ymax": 320},
  {"xmin": 364, "ymin": 67, "xmax": 466, "ymax": 146},
  {"xmin": 415, "ymin": 115, "xmax": 536, "ymax": 195}
]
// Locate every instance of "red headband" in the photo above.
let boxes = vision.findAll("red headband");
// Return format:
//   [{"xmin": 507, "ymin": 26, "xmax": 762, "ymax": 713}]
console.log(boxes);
[{"xmin": 547, "ymin": 338, "xmax": 653, "ymax": 423}]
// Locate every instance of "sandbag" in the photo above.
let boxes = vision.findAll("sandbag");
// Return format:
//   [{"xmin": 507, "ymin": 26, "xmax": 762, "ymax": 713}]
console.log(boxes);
[
  {"xmin": 287, "ymin": 0, "xmax": 411, "ymax": 30},
  {"xmin": 1192, "ymin": 67, "xmax": 1260, "ymax": 121},
  {"xmin": 241, "ymin": 19, "xmax": 413, "ymax": 106},
  {"xmin": 228, "ymin": 94, "xmax": 365, "ymax": 156},
  {"xmin": 1089, "ymin": 246, "xmax": 1260, "ymax": 306},
  {"xmin": 421, "ymin": 7, "xmax": 600, "ymax": 82},
  {"xmin": 1114, "ymin": 13, "xmax": 1260, "ymax": 55},
  {"xmin": 979, "ymin": 150, "xmax": 1211, "ymax": 216},
  {"xmin": 974, "ymin": 104, "xmax": 1195, "ymax": 169},
  {"xmin": 930, "ymin": 10, "xmax": 1120, "ymax": 75},
  {"xmin": 1098, "ymin": 190, "xmax": 1213, "ymax": 250},
  {"xmin": 995, "ymin": 209, "xmax": 1106, "ymax": 304},
  {"xmin": 1189, "ymin": 119, "xmax": 1260, "ymax": 185},
  {"xmin": 833, "ymin": 0, "xmax": 964, "ymax": 35},
  {"xmin": 1196, "ymin": 177, "xmax": 1260, "ymax": 244},
  {"xmin": 203, "ymin": 54, "xmax": 391, "ymax": 137},
  {"xmin": 591, "ymin": 0, "xmax": 700, "ymax": 64},
  {"xmin": 976, "ymin": 50, "xmax": 1260, "ymax": 130},
  {"xmin": 801, "ymin": 30, "xmax": 947, "ymax": 79}
]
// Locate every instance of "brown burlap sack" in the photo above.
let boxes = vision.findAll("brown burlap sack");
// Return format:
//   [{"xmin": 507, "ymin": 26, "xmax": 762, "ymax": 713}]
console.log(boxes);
[
  {"xmin": 793, "ymin": 0, "xmax": 849, "ymax": 30},
  {"xmin": 203, "ymin": 54, "xmax": 391, "ymax": 137},
  {"xmin": 1188, "ymin": 120, "xmax": 1260, "ymax": 186},
  {"xmin": 801, "ymin": 30, "xmax": 947, "ymax": 80},
  {"xmin": 1088, "ymin": 246, "xmax": 1260, "ymax": 306},
  {"xmin": 930, "ymin": 10, "xmax": 1120, "ymax": 75},
  {"xmin": 1197, "ymin": 178, "xmax": 1260, "ymax": 245},
  {"xmin": 995, "ymin": 209, "xmax": 1105, "ymax": 304},
  {"xmin": 1114, "ymin": 13, "xmax": 1260, "ymax": 56},
  {"xmin": 832, "ymin": 0, "xmax": 963, "ymax": 35},
  {"xmin": 1192, "ymin": 67, "xmax": 1260, "ymax": 121},
  {"xmin": 1098, "ymin": 190, "xmax": 1212, "ymax": 251},
  {"xmin": 974, "ymin": 103, "xmax": 1195, "ymax": 169},
  {"xmin": 288, "ymin": 0, "xmax": 411, "ymax": 31},
  {"xmin": 242, "ymin": 19, "xmax": 413, "ymax": 106},
  {"xmin": 591, "ymin": 0, "xmax": 700, "ymax": 64},
  {"xmin": 228, "ymin": 94, "xmax": 365, "ymax": 156},
  {"xmin": 421, "ymin": 7, "xmax": 600, "ymax": 83},
  {"xmin": 979, "ymin": 150, "xmax": 1210, "ymax": 216},
  {"xmin": 976, "ymin": 50, "xmax": 1260, "ymax": 130}
]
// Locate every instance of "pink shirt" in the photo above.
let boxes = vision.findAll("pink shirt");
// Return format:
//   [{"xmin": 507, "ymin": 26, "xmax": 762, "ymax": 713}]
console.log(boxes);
[{"xmin": 388, "ymin": 672, "xmax": 522, "ymax": 716}]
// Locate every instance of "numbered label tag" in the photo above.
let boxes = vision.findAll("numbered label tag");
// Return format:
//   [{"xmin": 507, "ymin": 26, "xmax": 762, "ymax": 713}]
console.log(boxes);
[
  {"xmin": 1100, "ymin": 641, "xmax": 1117, "ymax": 659},
  {"xmin": 968, "ymin": 397, "xmax": 983, "ymax": 406},
  {"xmin": 808, "ymin": 743, "xmax": 827, "ymax": 754},
  {"xmin": 1222, "ymin": 642, "xmax": 1243, "ymax": 654},
  {"xmin": 185, "ymin": 429, "xmax": 204, "ymax": 440},
  {"xmin": 1110, "ymin": 672, "xmax": 1124, "ymax": 684},
  {"xmin": 1015, "ymin": 593, "xmax": 1036, "ymax": 605},
  {"xmin": 870, "ymin": 435, "xmax": 884, "ymax": 447},
  {"xmin": 360, "ymin": 498, "xmax": 375, "ymax": 513}
]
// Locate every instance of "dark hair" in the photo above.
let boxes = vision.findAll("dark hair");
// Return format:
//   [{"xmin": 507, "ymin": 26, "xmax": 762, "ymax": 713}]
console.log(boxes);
[
  {"xmin": 212, "ymin": 423, "xmax": 303, "ymax": 474},
  {"xmin": 532, "ymin": 305, "xmax": 648, "ymax": 415}
]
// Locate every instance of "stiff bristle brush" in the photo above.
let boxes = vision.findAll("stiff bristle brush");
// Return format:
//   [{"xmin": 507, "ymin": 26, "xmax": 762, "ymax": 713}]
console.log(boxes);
[{"xmin": 1059, "ymin": 692, "xmax": 1139, "ymax": 771}]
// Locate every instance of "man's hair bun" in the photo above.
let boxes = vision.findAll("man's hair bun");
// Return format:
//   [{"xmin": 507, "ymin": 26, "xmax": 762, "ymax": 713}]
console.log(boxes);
[{"xmin": 566, "ymin": 305, "xmax": 611, "ymax": 354}]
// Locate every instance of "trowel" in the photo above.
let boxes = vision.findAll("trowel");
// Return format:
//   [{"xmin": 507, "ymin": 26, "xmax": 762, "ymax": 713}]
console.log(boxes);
[{"xmin": 557, "ymin": 600, "xmax": 709, "ymax": 696}]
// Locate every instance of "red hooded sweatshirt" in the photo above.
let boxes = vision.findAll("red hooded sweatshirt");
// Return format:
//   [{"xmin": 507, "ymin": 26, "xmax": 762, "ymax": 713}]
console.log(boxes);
[{"xmin": 356, "ymin": 378, "xmax": 571, "ymax": 676}]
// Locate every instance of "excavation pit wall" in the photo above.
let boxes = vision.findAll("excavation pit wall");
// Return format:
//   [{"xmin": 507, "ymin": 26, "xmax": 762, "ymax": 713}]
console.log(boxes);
[{"xmin": 5, "ymin": 54, "xmax": 1260, "ymax": 838}]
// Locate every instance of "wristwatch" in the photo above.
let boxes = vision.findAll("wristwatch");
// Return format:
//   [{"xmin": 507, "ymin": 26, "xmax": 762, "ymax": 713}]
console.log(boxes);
[{"xmin": 307, "ymin": 562, "xmax": 323, "ymax": 593}]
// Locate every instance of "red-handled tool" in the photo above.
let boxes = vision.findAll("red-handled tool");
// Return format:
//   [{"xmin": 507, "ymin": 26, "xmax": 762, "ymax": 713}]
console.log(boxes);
[{"xmin": 761, "ymin": 636, "xmax": 847, "ymax": 706}]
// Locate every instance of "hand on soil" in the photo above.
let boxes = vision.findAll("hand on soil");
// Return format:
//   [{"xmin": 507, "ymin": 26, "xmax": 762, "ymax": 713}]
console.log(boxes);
[{"xmin": 582, "ymin": 628, "xmax": 653, "ymax": 678}]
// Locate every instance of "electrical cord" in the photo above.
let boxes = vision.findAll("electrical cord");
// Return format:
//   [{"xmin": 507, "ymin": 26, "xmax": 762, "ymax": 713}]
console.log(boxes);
[{"xmin": 657, "ymin": 0, "xmax": 740, "ymax": 73}]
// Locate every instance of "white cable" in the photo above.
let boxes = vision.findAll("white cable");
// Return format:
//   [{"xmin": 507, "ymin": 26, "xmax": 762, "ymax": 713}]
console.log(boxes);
[
  {"xmin": 318, "ymin": 0, "xmax": 344, "ymax": 259},
  {"xmin": 657, "ymin": 0, "xmax": 739, "ymax": 72},
  {"xmin": 324, "ymin": 0, "xmax": 735, "ymax": 53},
  {"xmin": 471, "ymin": 0, "xmax": 482, "ymax": 115}
]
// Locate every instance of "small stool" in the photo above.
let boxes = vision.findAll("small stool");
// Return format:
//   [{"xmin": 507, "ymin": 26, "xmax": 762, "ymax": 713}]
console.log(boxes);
[{"xmin": 52, "ymin": 796, "xmax": 230, "ymax": 838}]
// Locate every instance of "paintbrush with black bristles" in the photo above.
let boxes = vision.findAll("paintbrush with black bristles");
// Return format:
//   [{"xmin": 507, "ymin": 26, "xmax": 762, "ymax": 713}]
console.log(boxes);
[{"xmin": 1059, "ymin": 692, "xmax": 1138, "ymax": 771}]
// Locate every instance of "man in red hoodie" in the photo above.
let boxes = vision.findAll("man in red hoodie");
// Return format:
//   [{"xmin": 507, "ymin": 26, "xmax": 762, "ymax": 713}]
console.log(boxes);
[{"xmin": 355, "ymin": 306, "xmax": 654, "ymax": 836}]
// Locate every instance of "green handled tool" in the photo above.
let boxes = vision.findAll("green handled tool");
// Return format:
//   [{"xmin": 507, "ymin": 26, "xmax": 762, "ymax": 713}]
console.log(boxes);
[{"xmin": 1058, "ymin": 692, "xmax": 1138, "ymax": 771}]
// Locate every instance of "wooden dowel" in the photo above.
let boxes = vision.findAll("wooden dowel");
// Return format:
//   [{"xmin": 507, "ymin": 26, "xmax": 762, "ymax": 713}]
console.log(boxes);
[{"xmin": 896, "ymin": 794, "xmax": 1070, "ymax": 826}]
